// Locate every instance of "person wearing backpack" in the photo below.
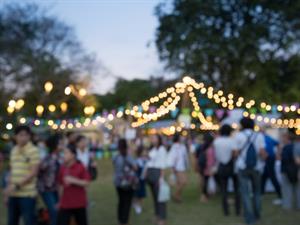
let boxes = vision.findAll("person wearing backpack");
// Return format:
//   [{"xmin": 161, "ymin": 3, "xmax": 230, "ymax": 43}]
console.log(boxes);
[
  {"xmin": 113, "ymin": 139, "xmax": 137, "ymax": 225},
  {"xmin": 195, "ymin": 132, "xmax": 216, "ymax": 203},
  {"xmin": 235, "ymin": 118, "xmax": 267, "ymax": 225},
  {"xmin": 280, "ymin": 131, "xmax": 300, "ymax": 210}
]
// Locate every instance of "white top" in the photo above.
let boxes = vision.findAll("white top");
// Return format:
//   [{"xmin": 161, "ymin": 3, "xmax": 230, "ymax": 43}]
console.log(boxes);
[
  {"xmin": 234, "ymin": 129, "xmax": 266, "ymax": 172},
  {"xmin": 76, "ymin": 148, "xmax": 90, "ymax": 168},
  {"xmin": 213, "ymin": 136, "xmax": 237, "ymax": 165},
  {"xmin": 168, "ymin": 143, "xmax": 189, "ymax": 172},
  {"xmin": 147, "ymin": 146, "xmax": 168, "ymax": 169}
]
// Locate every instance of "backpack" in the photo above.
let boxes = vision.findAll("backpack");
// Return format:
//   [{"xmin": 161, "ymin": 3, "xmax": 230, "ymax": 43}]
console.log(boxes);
[
  {"xmin": 119, "ymin": 156, "xmax": 139, "ymax": 190},
  {"xmin": 242, "ymin": 133, "xmax": 258, "ymax": 170},
  {"xmin": 282, "ymin": 144, "xmax": 299, "ymax": 184}
]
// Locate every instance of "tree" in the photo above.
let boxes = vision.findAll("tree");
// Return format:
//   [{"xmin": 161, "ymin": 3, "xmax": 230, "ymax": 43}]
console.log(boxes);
[
  {"xmin": 155, "ymin": 0, "xmax": 300, "ymax": 102},
  {"xmin": 0, "ymin": 3, "xmax": 98, "ymax": 118}
]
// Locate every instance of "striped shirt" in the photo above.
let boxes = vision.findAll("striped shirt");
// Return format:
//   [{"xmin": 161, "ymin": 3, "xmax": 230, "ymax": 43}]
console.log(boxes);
[{"xmin": 10, "ymin": 142, "xmax": 40, "ymax": 197}]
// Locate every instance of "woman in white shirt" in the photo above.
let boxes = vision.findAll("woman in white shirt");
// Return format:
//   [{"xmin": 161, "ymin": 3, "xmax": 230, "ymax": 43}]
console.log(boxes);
[
  {"xmin": 213, "ymin": 124, "xmax": 240, "ymax": 216},
  {"xmin": 145, "ymin": 134, "xmax": 168, "ymax": 225},
  {"xmin": 168, "ymin": 133, "xmax": 189, "ymax": 202}
]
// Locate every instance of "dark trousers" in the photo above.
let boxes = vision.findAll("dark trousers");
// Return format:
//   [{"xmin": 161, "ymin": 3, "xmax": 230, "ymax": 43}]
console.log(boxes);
[
  {"xmin": 238, "ymin": 169, "xmax": 261, "ymax": 225},
  {"xmin": 261, "ymin": 158, "xmax": 282, "ymax": 198},
  {"xmin": 219, "ymin": 173, "xmax": 240, "ymax": 216},
  {"xmin": 116, "ymin": 187, "xmax": 134, "ymax": 224},
  {"xmin": 8, "ymin": 197, "xmax": 36, "ymax": 225},
  {"xmin": 201, "ymin": 175, "xmax": 209, "ymax": 196},
  {"xmin": 146, "ymin": 168, "xmax": 167, "ymax": 220},
  {"xmin": 56, "ymin": 208, "xmax": 88, "ymax": 225},
  {"xmin": 40, "ymin": 191, "xmax": 58, "ymax": 225}
]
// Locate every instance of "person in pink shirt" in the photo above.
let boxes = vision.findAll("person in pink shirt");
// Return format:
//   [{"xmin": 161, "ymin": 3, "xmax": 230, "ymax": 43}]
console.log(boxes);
[{"xmin": 195, "ymin": 133, "xmax": 216, "ymax": 202}]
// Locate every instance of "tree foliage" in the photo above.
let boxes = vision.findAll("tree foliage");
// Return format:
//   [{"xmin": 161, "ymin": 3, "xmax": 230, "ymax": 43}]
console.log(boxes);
[
  {"xmin": 0, "ymin": 3, "xmax": 97, "ymax": 118},
  {"xmin": 155, "ymin": 0, "xmax": 300, "ymax": 102}
]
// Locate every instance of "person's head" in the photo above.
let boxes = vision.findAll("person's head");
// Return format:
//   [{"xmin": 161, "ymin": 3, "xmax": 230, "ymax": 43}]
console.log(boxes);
[
  {"xmin": 240, "ymin": 117, "xmax": 255, "ymax": 130},
  {"xmin": 202, "ymin": 132, "xmax": 214, "ymax": 151},
  {"xmin": 118, "ymin": 138, "xmax": 128, "ymax": 156},
  {"xmin": 63, "ymin": 145, "xmax": 77, "ymax": 165},
  {"xmin": 46, "ymin": 134, "xmax": 64, "ymax": 154},
  {"xmin": 281, "ymin": 132, "xmax": 291, "ymax": 145},
  {"xmin": 151, "ymin": 134, "xmax": 163, "ymax": 148},
  {"xmin": 219, "ymin": 124, "xmax": 233, "ymax": 137},
  {"xmin": 76, "ymin": 135, "xmax": 88, "ymax": 150},
  {"xmin": 66, "ymin": 131, "xmax": 77, "ymax": 145},
  {"xmin": 136, "ymin": 145, "xmax": 147, "ymax": 158},
  {"xmin": 14, "ymin": 125, "xmax": 32, "ymax": 147},
  {"xmin": 173, "ymin": 133, "xmax": 180, "ymax": 143}
]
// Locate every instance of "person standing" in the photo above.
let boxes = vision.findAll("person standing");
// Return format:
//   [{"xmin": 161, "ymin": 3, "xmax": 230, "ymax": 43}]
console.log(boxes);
[
  {"xmin": 195, "ymin": 133, "xmax": 216, "ymax": 203},
  {"xmin": 4, "ymin": 125, "xmax": 40, "ymax": 225},
  {"xmin": 37, "ymin": 134, "xmax": 63, "ymax": 225},
  {"xmin": 56, "ymin": 145, "xmax": 90, "ymax": 225},
  {"xmin": 146, "ymin": 134, "xmax": 168, "ymax": 225},
  {"xmin": 133, "ymin": 145, "xmax": 148, "ymax": 214},
  {"xmin": 76, "ymin": 135, "xmax": 97, "ymax": 181},
  {"xmin": 213, "ymin": 124, "xmax": 240, "ymax": 216},
  {"xmin": 76, "ymin": 135, "xmax": 90, "ymax": 168},
  {"xmin": 280, "ymin": 131, "xmax": 300, "ymax": 210},
  {"xmin": 168, "ymin": 133, "xmax": 189, "ymax": 203},
  {"xmin": 261, "ymin": 130, "xmax": 282, "ymax": 205},
  {"xmin": 113, "ymin": 139, "xmax": 137, "ymax": 225},
  {"xmin": 235, "ymin": 118, "xmax": 267, "ymax": 225}
]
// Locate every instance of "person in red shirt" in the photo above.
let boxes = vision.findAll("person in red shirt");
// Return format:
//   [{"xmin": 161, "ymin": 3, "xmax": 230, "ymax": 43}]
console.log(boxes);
[{"xmin": 56, "ymin": 145, "xmax": 90, "ymax": 225}]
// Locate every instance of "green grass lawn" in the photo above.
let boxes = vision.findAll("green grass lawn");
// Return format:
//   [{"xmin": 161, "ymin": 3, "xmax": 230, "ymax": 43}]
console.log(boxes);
[{"xmin": 1, "ymin": 159, "xmax": 300, "ymax": 225}]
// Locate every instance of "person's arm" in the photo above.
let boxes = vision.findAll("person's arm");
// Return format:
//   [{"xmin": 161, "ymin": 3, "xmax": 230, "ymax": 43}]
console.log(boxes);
[
  {"xmin": 258, "ymin": 134, "xmax": 268, "ymax": 160},
  {"xmin": 293, "ymin": 146, "xmax": 300, "ymax": 166},
  {"xmin": 65, "ymin": 164, "xmax": 91, "ymax": 187},
  {"xmin": 295, "ymin": 156, "xmax": 300, "ymax": 166},
  {"xmin": 64, "ymin": 176, "xmax": 89, "ymax": 187},
  {"xmin": 6, "ymin": 150, "xmax": 40, "ymax": 193},
  {"xmin": 16, "ymin": 163, "xmax": 40, "ymax": 188}
]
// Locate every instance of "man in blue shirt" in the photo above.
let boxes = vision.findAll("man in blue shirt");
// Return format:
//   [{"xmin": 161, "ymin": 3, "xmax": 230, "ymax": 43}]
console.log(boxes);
[{"xmin": 261, "ymin": 133, "xmax": 282, "ymax": 204}]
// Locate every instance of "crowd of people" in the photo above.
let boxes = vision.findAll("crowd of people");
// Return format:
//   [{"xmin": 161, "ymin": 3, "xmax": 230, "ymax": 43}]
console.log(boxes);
[{"xmin": 0, "ymin": 116, "xmax": 300, "ymax": 225}]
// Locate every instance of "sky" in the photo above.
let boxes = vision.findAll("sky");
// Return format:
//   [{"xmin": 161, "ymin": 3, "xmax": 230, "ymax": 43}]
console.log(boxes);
[{"xmin": 3, "ymin": 0, "xmax": 169, "ymax": 94}]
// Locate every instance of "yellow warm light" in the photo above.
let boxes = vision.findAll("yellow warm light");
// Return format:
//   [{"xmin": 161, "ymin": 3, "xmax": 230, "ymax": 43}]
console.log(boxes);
[
  {"xmin": 48, "ymin": 104, "xmax": 56, "ymax": 112},
  {"xmin": 36, "ymin": 105, "xmax": 44, "ymax": 116},
  {"xmin": 260, "ymin": 102, "xmax": 266, "ymax": 108},
  {"xmin": 84, "ymin": 106, "xmax": 95, "ymax": 116},
  {"xmin": 15, "ymin": 99, "xmax": 25, "ymax": 110},
  {"xmin": 34, "ymin": 119, "xmax": 40, "ymax": 126},
  {"xmin": 60, "ymin": 102, "xmax": 68, "ymax": 112},
  {"xmin": 265, "ymin": 105, "xmax": 272, "ymax": 111},
  {"xmin": 19, "ymin": 117, "xmax": 26, "ymax": 124},
  {"xmin": 7, "ymin": 106, "xmax": 14, "ymax": 114},
  {"xmin": 79, "ymin": 88, "xmax": 87, "ymax": 97},
  {"xmin": 48, "ymin": 120, "xmax": 54, "ymax": 126},
  {"xmin": 44, "ymin": 81, "xmax": 53, "ymax": 93}
]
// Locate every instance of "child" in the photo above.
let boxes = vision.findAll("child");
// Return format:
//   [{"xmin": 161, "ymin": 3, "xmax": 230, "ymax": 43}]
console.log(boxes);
[
  {"xmin": 133, "ymin": 145, "xmax": 148, "ymax": 214},
  {"xmin": 56, "ymin": 145, "xmax": 90, "ymax": 225}
]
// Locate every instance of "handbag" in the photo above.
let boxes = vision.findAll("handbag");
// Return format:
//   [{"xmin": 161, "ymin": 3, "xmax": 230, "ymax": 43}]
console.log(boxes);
[
  {"xmin": 207, "ymin": 176, "xmax": 217, "ymax": 195},
  {"xmin": 158, "ymin": 178, "xmax": 171, "ymax": 203}
]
